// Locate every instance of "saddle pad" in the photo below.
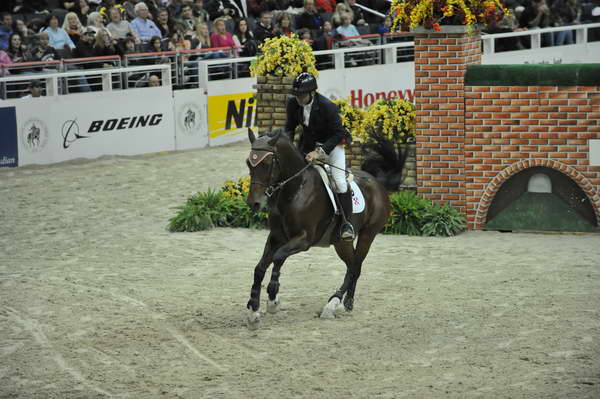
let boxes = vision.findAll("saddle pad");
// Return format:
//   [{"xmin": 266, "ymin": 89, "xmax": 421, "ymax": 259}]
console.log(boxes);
[{"xmin": 314, "ymin": 165, "xmax": 365, "ymax": 214}]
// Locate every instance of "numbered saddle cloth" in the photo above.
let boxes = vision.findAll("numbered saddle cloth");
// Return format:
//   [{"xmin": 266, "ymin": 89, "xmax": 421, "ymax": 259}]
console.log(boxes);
[{"xmin": 313, "ymin": 165, "xmax": 365, "ymax": 214}]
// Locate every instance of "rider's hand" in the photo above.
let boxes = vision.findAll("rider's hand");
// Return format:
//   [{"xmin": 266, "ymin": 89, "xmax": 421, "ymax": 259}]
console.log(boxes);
[{"xmin": 305, "ymin": 151, "xmax": 320, "ymax": 163}]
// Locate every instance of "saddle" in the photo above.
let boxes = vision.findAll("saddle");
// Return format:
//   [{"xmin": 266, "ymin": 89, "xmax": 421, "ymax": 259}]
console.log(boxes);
[{"xmin": 313, "ymin": 164, "xmax": 365, "ymax": 215}]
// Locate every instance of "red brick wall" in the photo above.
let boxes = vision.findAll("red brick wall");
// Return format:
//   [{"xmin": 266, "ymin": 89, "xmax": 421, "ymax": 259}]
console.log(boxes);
[
  {"xmin": 414, "ymin": 30, "xmax": 481, "ymax": 215},
  {"xmin": 414, "ymin": 29, "xmax": 600, "ymax": 230},
  {"xmin": 464, "ymin": 85, "xmax": 600, "ymax": 229}
]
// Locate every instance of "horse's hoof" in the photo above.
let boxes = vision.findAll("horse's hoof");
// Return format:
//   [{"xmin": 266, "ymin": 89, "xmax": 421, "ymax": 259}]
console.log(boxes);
[
  {"xmin": 246, "ymin": 309, "xmax": 261, "ymax": 330},
  {"xmin": 266, "ymin": 297, "xmax": 281, "ymax": 314},
  {"xmin": 320, "ymin": 297, "xmax": 341, "ymax": 319}
]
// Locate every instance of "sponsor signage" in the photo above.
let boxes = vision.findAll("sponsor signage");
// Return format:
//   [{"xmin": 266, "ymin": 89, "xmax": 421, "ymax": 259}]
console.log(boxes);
[
  {"xmin": 207, "ymin": 77, "xmax": 257, "ymax": 146},
  {"xmin": 13, "ymin": 88, "xmax": 175, "ymax": 166},
  {"xmin": 173, "ymin": 89, "xmax": 209, "ymax": 150},
  {"xmin": 0, "ymin": 107, "xmax": 19, "ymax": 167}
]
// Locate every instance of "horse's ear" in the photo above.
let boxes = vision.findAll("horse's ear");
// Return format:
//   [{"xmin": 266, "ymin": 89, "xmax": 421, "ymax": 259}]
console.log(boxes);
[
  {"xmin": 248, "ymin": 128, "xmax": 256, "ymax": 144},
  {"xmin": 267, "ymin": 130, "xmax": 281, "ymax": 147}
]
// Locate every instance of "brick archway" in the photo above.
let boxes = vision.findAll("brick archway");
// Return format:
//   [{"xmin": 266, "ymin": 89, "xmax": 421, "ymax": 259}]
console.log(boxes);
[{"xmin": 473, "ymin": 159, "xmax": 600, "ymax": 230}]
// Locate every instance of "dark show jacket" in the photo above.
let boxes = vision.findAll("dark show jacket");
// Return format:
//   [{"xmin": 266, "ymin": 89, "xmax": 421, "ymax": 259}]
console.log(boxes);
[{"xmin": 285, "ymin": 92, "xmax": 351, "ymax": 155}]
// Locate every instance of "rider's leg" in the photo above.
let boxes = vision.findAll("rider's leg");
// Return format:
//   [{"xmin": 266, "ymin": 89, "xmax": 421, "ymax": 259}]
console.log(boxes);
[{"xmin": 329, "ymin": 145, "xmax": 354, "ymax": 241}]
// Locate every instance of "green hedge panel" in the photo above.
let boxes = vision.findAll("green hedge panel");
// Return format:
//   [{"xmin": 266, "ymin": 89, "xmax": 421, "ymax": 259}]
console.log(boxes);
[{"xmin": 465, "ymin": 64, "xmax": 600, "ymax": 86}]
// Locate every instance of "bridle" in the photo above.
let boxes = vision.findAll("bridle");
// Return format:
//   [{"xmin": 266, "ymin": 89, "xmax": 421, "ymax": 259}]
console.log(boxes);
[{"xmin": 248, "ymin": 147, "xmax": 311, "ymax": 198}]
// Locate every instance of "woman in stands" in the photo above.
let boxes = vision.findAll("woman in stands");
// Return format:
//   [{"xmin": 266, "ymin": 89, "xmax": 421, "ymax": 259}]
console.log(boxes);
[
  {"xmin": 43, "ymin": 14, "xmax": 77, "ymax": 52},
  {"xmin": 233, "ymin": 18, "xmax": 257, "ymax": 57},
  {"xmin": 107, "ymin": 6, "xmax": 140, "ymax": 44},
  {"xmin": 210, "ymin": 17, "xmax": 235, "ymax": 49},
  {"xmin": 93, "ymin": 28, "xmax": 119, "ymax": 58},
  {"xmin": 87, "ymin": 11, "xmax": 109, "ymax": 36},
  {"xmin": 273, "ymin": 12, "xmax": 293, "ymax": 37},
  {"xmin": 193, "ymin": 22, "xmax": 211, "ymax": 49},
  {"xmin": 332, "ymin": 3, "xmax": 353, "ymax": 27},
  {"xmin": 63, "ymin": 12, "xmax": 85, "ymax": 46},
  {"xmin": 6, "ymin": 33, "xmax": 29, "ymax": 63}
]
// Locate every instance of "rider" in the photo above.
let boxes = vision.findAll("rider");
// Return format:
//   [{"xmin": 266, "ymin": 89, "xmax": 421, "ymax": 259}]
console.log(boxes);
[{"xmin": 285, "ymin": 72, "xmax": 355, "ymax": 241}]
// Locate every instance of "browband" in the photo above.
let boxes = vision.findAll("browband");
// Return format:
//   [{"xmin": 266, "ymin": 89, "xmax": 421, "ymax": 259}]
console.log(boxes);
[{"xmin": 248, "ymin": 149, "xmax": 273, "ymax": 167}]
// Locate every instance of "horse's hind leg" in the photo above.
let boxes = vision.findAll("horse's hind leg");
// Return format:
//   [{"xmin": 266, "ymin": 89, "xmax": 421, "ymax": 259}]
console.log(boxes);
[
  {"xmin": 343, "ymin": 230, "xmax": 378, "ymax": 311},
  {"xmin": 320, "ymin": 241, "xmax": 355, "ymax": 319}
]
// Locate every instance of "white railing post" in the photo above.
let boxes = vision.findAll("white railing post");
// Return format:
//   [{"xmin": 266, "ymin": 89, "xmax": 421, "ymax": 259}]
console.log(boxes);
[
  {"xmin": 101, "ymin": 70, "xmax": 112, "ymax": 91},
  {"xmin": 334, "ymin": 51, "xmax": 345, "ymax": 70},
  {"xmin": 482, "ymin": 36, "xmax": 494, "ymax": 55},
  {"xmin": 576, "ymin": 27, "xmax": 586, "ymax": 44},
  {"xmin": 197, "ymin": 61, "xmax": 209, "ymax": 89}
]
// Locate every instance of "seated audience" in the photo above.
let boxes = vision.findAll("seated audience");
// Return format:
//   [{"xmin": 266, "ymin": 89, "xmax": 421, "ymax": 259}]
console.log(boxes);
[
  {"xmin": 178, "ymin": 4, "xmax": 203, "ymax": 31},
  {"xmin": 273, "ymin": 12, "xmax": 293, "ymax": 37},
  {"xmin": 247, "ymin": 0, "xmax": 278, "ymax": 19},
  {"xmin": 87, "ymin": 11, "xmax": 109, "ymax": 35},
  {"xmin": 210, "ymin": 17, "xmax": 235, "ymax": 48},
  {"xmin": 332, "ymin": 3, "xmax": 353, "ymax": 27},
  {"xmin": 192, "ymin": 22, "xmax": 211, "ymax": 49},
  {"xmin": 296, "ymin": 0, "xmax": 323, "ymax": 31},
  {"xmin": 93, "ymin": 28, "xmax": 119, "ymax": 59},
  {"xmin": 43, "ymin": 14, "xmax": 76, "ymax": 51},
  {"xmin": 0, "ymin": 13, "xmax": 13, "ymax": 51},
  {"xmin": 156, "ymin": 8, "xmax": 177, "ymax": 39},
  {"xmin": 552, "ymin": 0, "xmax": 579, "ymax": 45},
  {"xmin": 131, "ymin": 2, "xmax": 162, "ymax": 41},
  {"xmin": 73, "ymin": 27, "xmax": 96, "ymax": 59},
  {"xmin": 29, "ymin": 32, "xmax": 61, "ymax": 62},
  {"xmin": 107, "ymin": 6, "xmax": 139, "ymax": 43},
  {"xmin": 6, "ymin": 32, "xmax": 28, "ymax": 63},
  {"xmin": 315, "ymin": 0, "xmax": 336, "ymax": 13},
  {"xmin": 345, "ymin": 0, "xmax": 366, "ymax": 26},
  {"xmin": 253, "ymin": 11, "xmax": 275, "ymax": 44},
  {"xmin": 192, "ymin": 0, "xmax": 210, "ymax": 24},
  {"xmin": 21, "ymin": 80, "xmax": 44, "ymax": 98},
  {"xmin": 63, "ymin": 12, "xmax": 85, "ymax": 45},
  {"xmin": 233, "ymin": 18, "xmax": 257, "ymax": 56}
]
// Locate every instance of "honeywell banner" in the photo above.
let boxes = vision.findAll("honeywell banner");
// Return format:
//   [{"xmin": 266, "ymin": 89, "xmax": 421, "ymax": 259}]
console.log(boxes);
[
  {"xmin": 13, "ymin": 87, "xmax": 176, "ymax": 166},
  {"xmin": 207, "ymin": 77, "xmax": 257, "ymax": 147},
  {"xmin": 173, "ymin": 88, "xmax": 209, "ymax": 150}
]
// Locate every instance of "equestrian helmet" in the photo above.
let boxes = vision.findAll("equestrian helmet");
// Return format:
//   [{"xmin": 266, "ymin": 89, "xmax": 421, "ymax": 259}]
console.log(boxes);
[{"xmin": 292, "ymin": 72, "xmax": 317, "ymax": 95}]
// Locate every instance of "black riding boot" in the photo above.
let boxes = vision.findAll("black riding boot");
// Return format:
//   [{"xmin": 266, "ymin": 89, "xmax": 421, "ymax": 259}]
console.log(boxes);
[{"xmin": 339, "ymin": 191, "xmax": 355, "ymax": 241}]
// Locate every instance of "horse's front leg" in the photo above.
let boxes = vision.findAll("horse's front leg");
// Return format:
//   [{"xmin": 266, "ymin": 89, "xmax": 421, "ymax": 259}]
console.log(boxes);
[{"xmin": 247, "ymin": 233, "xmax": 279, "ymax": 329}]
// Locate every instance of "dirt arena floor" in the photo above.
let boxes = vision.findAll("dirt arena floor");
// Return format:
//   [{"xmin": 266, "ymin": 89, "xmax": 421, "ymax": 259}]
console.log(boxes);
[{"xmin": 1, "ymin": 141, "xmax": 599, "ymax": 399}]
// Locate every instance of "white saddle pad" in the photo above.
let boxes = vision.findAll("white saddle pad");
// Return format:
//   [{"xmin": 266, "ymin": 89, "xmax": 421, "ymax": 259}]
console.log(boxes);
[{"xmin": 314, "ymin": 166, "xmax": 365, "ymax": 214}]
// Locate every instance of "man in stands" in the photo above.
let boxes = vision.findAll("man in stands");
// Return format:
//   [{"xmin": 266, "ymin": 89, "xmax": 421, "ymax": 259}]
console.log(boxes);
[
  {"xmin": 296, "ymin": 0, "xmax": 323, "ymax": 31},
  {"xmin": 0, "ymin": 13, "xmax": 13, "ymax": 51},
  {"xmin": 21, "ymin": 80, "xmax": 44, "ymax": 99},
  {"xmin": 178, "ymin": 4, "xmax": 202, "ymax": 31},
  {"xmin": 253, "ymin": 11, "xmax": 276, "ymax": 44},
  {"xmin": 131, "ymin": 2, "xmax": 163, "ymax": 41},
  {"xmin": 30, "ymin": 32, "xmax": 61, "ymax": 62}
]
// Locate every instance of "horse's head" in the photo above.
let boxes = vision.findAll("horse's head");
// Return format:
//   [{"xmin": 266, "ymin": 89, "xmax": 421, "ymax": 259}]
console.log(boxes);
[{"xmin": 246, "ymin": 128, "xmax": 284, "ymax": 211}]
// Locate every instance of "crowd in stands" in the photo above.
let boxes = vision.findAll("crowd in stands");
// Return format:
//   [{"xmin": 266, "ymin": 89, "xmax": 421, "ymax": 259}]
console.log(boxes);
[{"xmin": 0, "ymin": 0, "xmax": 598, "ymax": 76}]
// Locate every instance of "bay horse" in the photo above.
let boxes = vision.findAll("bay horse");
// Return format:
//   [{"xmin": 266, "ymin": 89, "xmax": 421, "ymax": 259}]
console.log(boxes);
[{"xmin": 245, "ymin": 128, "xmax": 390, "ymax": 329}]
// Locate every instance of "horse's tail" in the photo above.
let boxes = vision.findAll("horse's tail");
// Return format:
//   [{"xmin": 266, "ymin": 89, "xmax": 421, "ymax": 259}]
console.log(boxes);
[{"xmin": 359, "ymin": 137, "xmax": 407, "ymax": 192}]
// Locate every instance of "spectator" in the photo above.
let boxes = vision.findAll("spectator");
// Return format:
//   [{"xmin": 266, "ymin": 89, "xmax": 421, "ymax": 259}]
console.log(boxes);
[
  {"xmin": 484, "ymin": 0, "xmax": 527, "ymax": 51},
  {"xmin": 43, "ymin": 14, "xmax": 77, "ymax": 51},
  {"xmin": 253, "ymin": 11, "xmax": 276, "ymax": 44},
  {"xmin": 345, "ymin": 0, "xmax": 366, "ymax": 26},
  {"xmin": 336, "ymin": 13, "xmax": 360, "ymax": 38},
  {"xmin": 192, "ymin": 0, "xmax": 210, "ymax": 23},
  {"xmin": 14, "ymin": 19, "xmax": 35, "ymax": 46},
  {"xmin": 62, "ymin": 1, "xmax": 77, "ymax": 11},
  {"xmin": 75, "ymin": 0, "xmax": 92, "ymax": 25},
  {"xmin": 87, "ymin": 12, "xmax": 109, "ymax": 35},
  {"xmin": 0, "ymin": 13, "xmax": 14, "ymax": 51},
  {"xmin": 156, "ymin": 8, "xmax": 177, "ymax": 39},
  {"xmin": 73, "ymin": 27, "xmax": 96, "ymax": 58},
  {"xmin": 520, "ymin": 0, "xmax": 554, "ymax": 46},
  {"xmin": 123, "ymin": 36, "xmax": 137, "ymax": 54},
  {"xmin": 63, "ymin": 12, "xmax": 85, "ymax": 45},
  {"xmin": 131, "ymin": 2, "xmax": 163, "ymax": 41},
  {"xmin": 247, "ymin": 0, "xmax": 278, "ymax": 19},
  {"xmin": 552, "ymin": 0, "xmax": 580, "ymax": 45},
  {"xmin": 148, "ymin": 74, "xmax": 160, "ymax": 87},
  {"xmin": 167, "ymin": 0, "xmax": 184, "ymax": 18},
  {"xmin": 273, "ymin": 12, "xmax": 293, "ymax": 37},
  {"xmin": 332, "ymin": 3, "xmax": 353, "ymax": 27},
  {"xmin": 147, "ymin": 34, "xmax": 164, "ymax": 52},
  {"xmin": 296, "ymin": 0, "xmax": 323, "ymax": 31},
  {"xmin": 233, "ymin": 18, "xmax": 257, "ymax": 56},
  {"xmin": 93, "ymin": 28, "xmax": 119, "ymax": 58},
  {"xmin": 29, "ymin": 32, "xmax": 61, "ymax": 62},
  {"xmin": 11, "ymin": 0, "xmax": 50, "ymax": 14},
  {"xmin": 6, "ymin": 33, "xmax": 28, "ymax": 63},
  {"xmin": 167, "ymin": 30, "xmax": 191, "ymax": 50},
  {"xmin": 376, "ymin": 14, "xmax": 392, "ymax": 34},
  {"xmin": 107, "ymin": 6, "xmax": 140, "ymax": 43},
  {"xmin": 321, "ymin": 19, "xmax": 336, "ymax": 48},
  {"xmin": 178, "ymin": 4, "xmax": 202, "ymax": 31},
  {"xmin": 315, "ymin": 0, "xmax": 336, "ymax": 13},
  {"xmin": 192, "ymin": 22, "xmax": 211, "ymax": 48},
  {"xmin": 205, "ymin": 0, "xmax": 246, "ymax": 21},
  {"xmin": 0, "ymin": 49, "xmax": 11, "ymax": 75},
  {"xmin": 21, "ymin": 80, "xmax": 44, "ymax": 99},
  {"xmin": 210, "ymin": 17, "xmax": 236, "ymax": 48}
]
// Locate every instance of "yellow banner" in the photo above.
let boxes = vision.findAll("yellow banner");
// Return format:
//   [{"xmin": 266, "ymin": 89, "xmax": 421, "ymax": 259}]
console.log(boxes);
[{"xmin": 208, "ymin": 92, "xmax": 257, "ymax": 140}]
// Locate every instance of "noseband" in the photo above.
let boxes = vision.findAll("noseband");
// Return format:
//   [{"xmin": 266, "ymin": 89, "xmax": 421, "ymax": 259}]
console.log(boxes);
[{"xmin": 248, "ymin": 147, "xmax": 311, "ymax": 197}]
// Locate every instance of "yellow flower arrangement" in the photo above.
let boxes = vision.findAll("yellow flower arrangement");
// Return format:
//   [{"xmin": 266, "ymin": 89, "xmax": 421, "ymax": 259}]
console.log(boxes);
[
  {"xmin": 334, "ymin": 98, "xmax": 416, "ymax": 144},
  {"xmin": 250, "ymin": 35, "xmax": 318, "ymax": 78},
  {"xmin": 390, "ymin": 0, "xmax": 508, "ymax": 32},
  {"xmin": 221, "ymin": 176, "xmax": 251, "ymax": 199}
]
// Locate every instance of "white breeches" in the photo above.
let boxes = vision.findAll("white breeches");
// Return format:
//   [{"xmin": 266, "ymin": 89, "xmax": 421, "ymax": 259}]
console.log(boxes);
[{"xmin": 328, "ymin": 145, "xmax": 347, "ymax": 193}]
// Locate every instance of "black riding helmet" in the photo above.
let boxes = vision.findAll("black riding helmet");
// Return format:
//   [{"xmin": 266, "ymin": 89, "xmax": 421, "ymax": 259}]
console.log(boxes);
[{"xmin": 292, "ymin": 72, "xmax": 317, "ymax": 95}]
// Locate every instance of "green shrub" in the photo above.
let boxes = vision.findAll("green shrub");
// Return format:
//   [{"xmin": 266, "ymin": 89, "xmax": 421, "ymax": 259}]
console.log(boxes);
[
  {"xmin": 384, "ymin": 191, "xmax": 465, "ymax": 237},
  {"xmin": 167, "ymin": 188, "xmax": 267, "ymax": 232}
]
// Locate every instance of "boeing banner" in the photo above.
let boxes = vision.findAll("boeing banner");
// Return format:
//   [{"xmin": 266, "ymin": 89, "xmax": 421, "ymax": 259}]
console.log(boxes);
[{"xmin": 0, "ymin": 106, "xmax": 18, "ymax": 167}]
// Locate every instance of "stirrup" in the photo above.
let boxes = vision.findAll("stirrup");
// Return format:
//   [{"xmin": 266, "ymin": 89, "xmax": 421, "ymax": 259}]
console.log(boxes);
[{"xmin": 340, "ymin": 223, "xmax": 355, "ymax": 241}]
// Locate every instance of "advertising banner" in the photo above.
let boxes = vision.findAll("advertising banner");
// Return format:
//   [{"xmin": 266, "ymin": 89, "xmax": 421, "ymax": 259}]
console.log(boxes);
[
  {"xmin": 206, "ymin": 77, "xmax": 256, "ymax": 147},
  {"xmin": 13, "ymin": 87, "xmax": 176, "ymax": 166},
  {"xmin": 0, "ymin": 106, "xmax": 18, "ymax": 167},
  {"xmin": 173, "ymin": 88, "xmax": 209, "ymax": 150}
]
